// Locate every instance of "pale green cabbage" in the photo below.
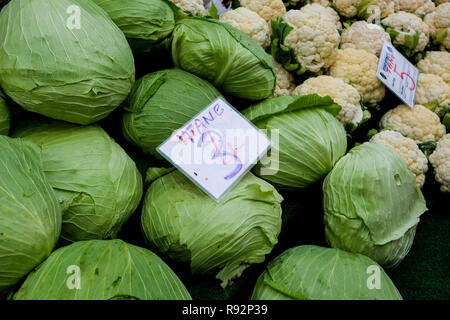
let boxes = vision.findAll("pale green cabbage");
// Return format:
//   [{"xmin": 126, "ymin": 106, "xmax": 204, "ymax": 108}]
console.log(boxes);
[
  {"xmin": 0, "ymin": 0, "xmax": 135, "ymax": 125},
  {"xmin": 141, "ymin": 171, "xmax": 283, "ymax": 287},
  {"xmin": 251, "ymin": 245, "xmax": 403, "ymax": 300},
  {"xmin": 13, "ymin": 121, "xmax": 143, "ymax": 242},
  {"xmin": 323, "ymin": 143, "xmax": 428, "ymax": 268},
  {"xmin": 171, "ymin": 16, "xmax": 276, "ymax": 100},
  {"xmin": 242, "ymin": 95, "xmax": 347, "ymax": 189},
  {"xmin": 91, "ymin": 0, "xmax": 175, "ymax": 52},
  {"xmin": 121, "ymin": 68, "xmax": 222, "ymax": 158},
  {"xmin": 0, "ymin": 136, "xmax": 61, "ymax": 292},
  {"xmin": 0, "ymin": 91, "xmax": 10, "ymax": 135},
  {"xmin": 13, "ymin": 240, "xmax": 191, "ymax": 300}
]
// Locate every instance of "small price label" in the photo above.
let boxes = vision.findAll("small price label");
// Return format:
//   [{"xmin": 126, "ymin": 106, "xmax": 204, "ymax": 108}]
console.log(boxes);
[
  {"xmin": 377, "ymin": 41, "xmax": 419, "ymax": 108},
  {"xmin": 157, "ymin": 98, "xmax": 271, "ymax": 201},
  {"xmin": 204, "ymin": 0, "xmax": 233, "ymax": 16}
]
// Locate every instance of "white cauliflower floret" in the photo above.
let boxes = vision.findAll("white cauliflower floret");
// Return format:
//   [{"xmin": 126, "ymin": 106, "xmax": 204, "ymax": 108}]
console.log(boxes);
[
  {"xmin": 333, "ymin": 0, "xmax": 396, "ymax": 18},
  {"xmin": 299, "ymin": 3, "xmax": 342, "ymax": 30},
  {"xmin": 424, "ymin": 3, "xmax": 450, "ymax": 50},
  {"xmin": 382, "ymin": 11, "xmax": 430, "ymax": 53},
  {"xmin": 397, "ymin": 0, "xmax": 435, "ymax": 16},
  {"xmin": 370, "ymin": 130, "xmax": 429, "ymax": 188},
  {"xmin": 240, "ymin": 0, "xmax": 286, "ymax": 23},
  {"xmin": 171, "ymin": 0, "xmax": 206, "ymax": 15},
  {"xmin": 328, "ymin": 48, "xmax": 386, "ymax": 104},
  {"xmin": 220, "ymin": 8, "xmax": 271, "ymax": 48},
  {"xmin": 417, "ymin": 51, "xmax": 450, "ymax": 86},
  {"xmin": 273, "ymin": 60, "xmax": 296, "ymax": 97},
  {"xmin": 341, "ymin": 21, "xmax": 391, "ymax": 57},
  {"xmin": 416, "ymin": 73, "xmax": 450, "ymax": 116},
  {"xmin": 429, "ymin": 134, "xmax": 450, "ymax": 192},
  {"xmin": 282, "ymin": 10, "xmax": 340, "ymax": 73},
  {"xmin": 380, "ymin": 104, "xmax": 446, "ymax": 143},
  {"xmin": 293, "ymin": 75, "xmax": 364, "ymax": 125}
]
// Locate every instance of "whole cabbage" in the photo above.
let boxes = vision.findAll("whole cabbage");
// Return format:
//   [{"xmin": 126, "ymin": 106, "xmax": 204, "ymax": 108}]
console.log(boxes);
[
  {"xmin": 0, "ymin": 136, "xmax": 61, "ymax": 292},
  {"xmin": 91, "ymin": 0, "xmax": 175, "ymax": 52},
  {"xmin": 241, "ymin": 95, "xmax": 347, "ymax": 189},
  {"xmin": 323, "ymin": 143, "xmax": 428, "ymax": 268},
  {"xmin": 0, "ymin": 91, "xmax": 10, "ymax": 135},
  {"xmin": 13, "ymin": 240, "xmax": 191, "ymax": 300},
  {"xmin": 141, "ymin": 171, "xmax": 283, "ymax": 288},
  {"xmin": 251, "ymin": 245, "xmax": 403, "ymax": 300},
  {"xmin": 13, "ymin": 121, "xmax": 143, "ymax": 242},
  {"xmin": 121, "ymin": 68, "xmax": 222, "ymax": 158},
  {"xmin": 0, "ymin": 0, "xmax": 135, "ymax": 125},
  {"xmin": 171, "ymin": 16, "xmax": 276, "ymax": 101}
]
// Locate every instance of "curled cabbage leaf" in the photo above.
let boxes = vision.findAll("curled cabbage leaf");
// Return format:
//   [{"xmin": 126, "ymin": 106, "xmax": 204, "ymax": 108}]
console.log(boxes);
[
  {"xmin": 91, "ymin": 0, "xmax": 175, "ymax": 52},
  {"xmin": 0, "ymin": 136, "xmax": 61, "ymax": 292},
  {"xmin": 0, "ymin": 0, "xmax": 135, "ymax": 125},
  {"xmin": 242, "ymin": 95, "xmax": 347, "ymax": 189},
  {"xmin": 121, "ymin": 68, "xmax": 222, "ymax": 158},
  {"xmin": 0, "ymin": 91, "xmax": 10, "ymax": 135},
  {"xmin": 141, "ymin": 170, "xmax": 283, "ymax": 288},
  {"xmin": 13, "ymin": 240, "xmax": 191, "ymax": 300},
  {"xmin": 13, "ymin": 121, "xmax": 143, "ymax": 242},
  {"xmin": 323, "ymin": 143, "xmax": 428, "ymax": 268},
  {"xmin": 251, "ymin": 245, "xmax": 403, "ymax": 300},
  {"xmin": 171, "ymin": 16, "xmax": 276, "ymax": 100}
]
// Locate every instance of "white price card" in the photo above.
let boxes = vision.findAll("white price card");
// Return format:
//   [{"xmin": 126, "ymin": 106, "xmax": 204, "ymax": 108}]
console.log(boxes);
[
  {"xmin": 204, "ymin": 0, "xmax": 232, "ymax": 16},
  {"xmin": 377, "ymin": 41, "xmax": 419, "ymax": 108},
  {"xmin": 157, "ymin": 98, "xmax": 271, "ymax": 201}
]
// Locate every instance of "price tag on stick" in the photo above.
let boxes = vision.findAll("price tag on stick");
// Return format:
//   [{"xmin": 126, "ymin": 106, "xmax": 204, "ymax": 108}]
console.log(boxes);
[
  {"xmin": 377, "ymin": 41, "xmax": 419, "ymax": 108},
  {"xmin": 157, "ymin": 98, "xmax": 272, "ymax": 201}
]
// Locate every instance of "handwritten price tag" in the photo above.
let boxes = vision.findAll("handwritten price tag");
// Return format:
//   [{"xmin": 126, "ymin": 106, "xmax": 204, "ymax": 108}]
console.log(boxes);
[
  {"xmin": 157, "ymin": 98, "xmax": 271, "ymax": 201},
  {"xmin": 377, "ymin": 41, "xmax": 419, "ymax": 108}
]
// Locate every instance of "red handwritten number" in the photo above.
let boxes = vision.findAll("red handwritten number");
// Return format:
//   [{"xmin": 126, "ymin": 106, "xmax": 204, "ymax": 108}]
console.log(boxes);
[
  {"xmin": 394, "ymin": 64, "xmax": 416, "ymax": 90},
  {"xmin": 198, "ymin": 131, "xmax": 243, "ymax": 180}
]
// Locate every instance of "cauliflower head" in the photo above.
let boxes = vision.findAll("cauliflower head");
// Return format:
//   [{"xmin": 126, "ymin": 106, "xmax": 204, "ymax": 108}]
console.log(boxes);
[
  {"xmin": 171, "ymin": 0, "xmax": 206, "ymax": 15},
  {"xmin": 240, "ymin": 0, "xmax": 286, "ymax": 23},
  {"xmin": 341, "ymin": 21, "xmax": 391, "ymax": 57},
  {"xmin": 424, "ymin": 3, "xmax": 450, "ymax": 50},
  {"xmin": 299, "ymin": 3, "xmax": 342, "ymax": 30},
  {"xmin": 333, "ymin": 0, "xmax": 396, "ymax": 19},
  {"xmin": 273, "ymin": 60, "xmax": 296, "ymax": 97},
  {"xmin": 328, "ymin": 48, "xmax": 386, "ymax": 104},
  {"xmin": 220, "ymin": 8, "xmax": 271, "ymax": 48},
  {"xmin": 382, "ymin": 11, "xmax": 430, "ymax": 53},
  {"xmin": 417, "ymin": 51, "xmax": 450, "ymax": 86},
  {"xmin": 380, "ymin": 104, "xmax": 447, "ymax": 143},
  {"xmin": 397, "ymin": 0, "xmax": 436, "ymax": 16},
  {"xmin": 293, "ymin": 75, "xmax": 364, "ymax": 125},
  {"xmin": 429, "ymin": 134, "xmax": 450, "ymax": 192},
  {"xmin": 281, "ymin": 9, "xmax": 341, "ymax": 73},
  {"xmin": 416, "ymin": 73, "xmax": 450, "ymax": 117},
  {"xmin": 370, "ymin": 130, "xmax": 429, "ymax": 188}
]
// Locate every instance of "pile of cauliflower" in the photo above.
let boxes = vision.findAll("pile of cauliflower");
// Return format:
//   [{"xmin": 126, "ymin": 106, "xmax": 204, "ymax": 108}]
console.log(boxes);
[{"xmin": 176, "ymin": 0, "xmax": 449, "ymax": 192}]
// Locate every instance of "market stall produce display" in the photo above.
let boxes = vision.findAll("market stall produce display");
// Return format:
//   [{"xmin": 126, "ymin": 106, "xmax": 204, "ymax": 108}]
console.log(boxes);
[{"xmin": 0, "ymin": 0, "xmax": 448, "ymax": 301}]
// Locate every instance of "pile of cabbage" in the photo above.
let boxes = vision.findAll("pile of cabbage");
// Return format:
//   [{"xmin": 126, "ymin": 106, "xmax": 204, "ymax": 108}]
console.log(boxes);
[{"xmin": 0, "ymin": 0, "xmax": 447, "ymax": 301}]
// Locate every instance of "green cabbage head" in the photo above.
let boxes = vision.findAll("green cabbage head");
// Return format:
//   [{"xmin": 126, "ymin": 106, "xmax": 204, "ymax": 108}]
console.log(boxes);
[
  {"xmin": 141, "ymin": 170, "xmax": 283, "ymax": 288},
  {"xmin": 13, "ymin": 121, "xmax": 143, "ymax": 242},
  {"xmin": 241, "ymin": 95, "xmax": 347, "ymax": 189},
  {"xmin": 121, "ymin": 68, "xmax": 222, "ymax": 158},
  {"xmin": 0, "ymin": 0, "xmax": 135, "ymax": 125},
  {"xmin": 251, "ymin": 245, "xmax": 403, "ymax": 300},
  {"xmin": 91, "ymin": 0, "xmax": 175, "ymax": 52},
  {"xmin": 171, "ymin": 16, "xmax": 276, "ymax": 101},
  {"xmin": 323, "ymin": 143, "xmax": 428, "ymax": 268},
  {"xmin": 0, "ymin": 136, "xmax": 61, "ymax": 292},
  {"xmin": 0, "ymin": 91, "xmax": 10, "ymax": 135},
  {"xmin": 13, "ymin": 240, "xmax": 191, "ymax": 300}
]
